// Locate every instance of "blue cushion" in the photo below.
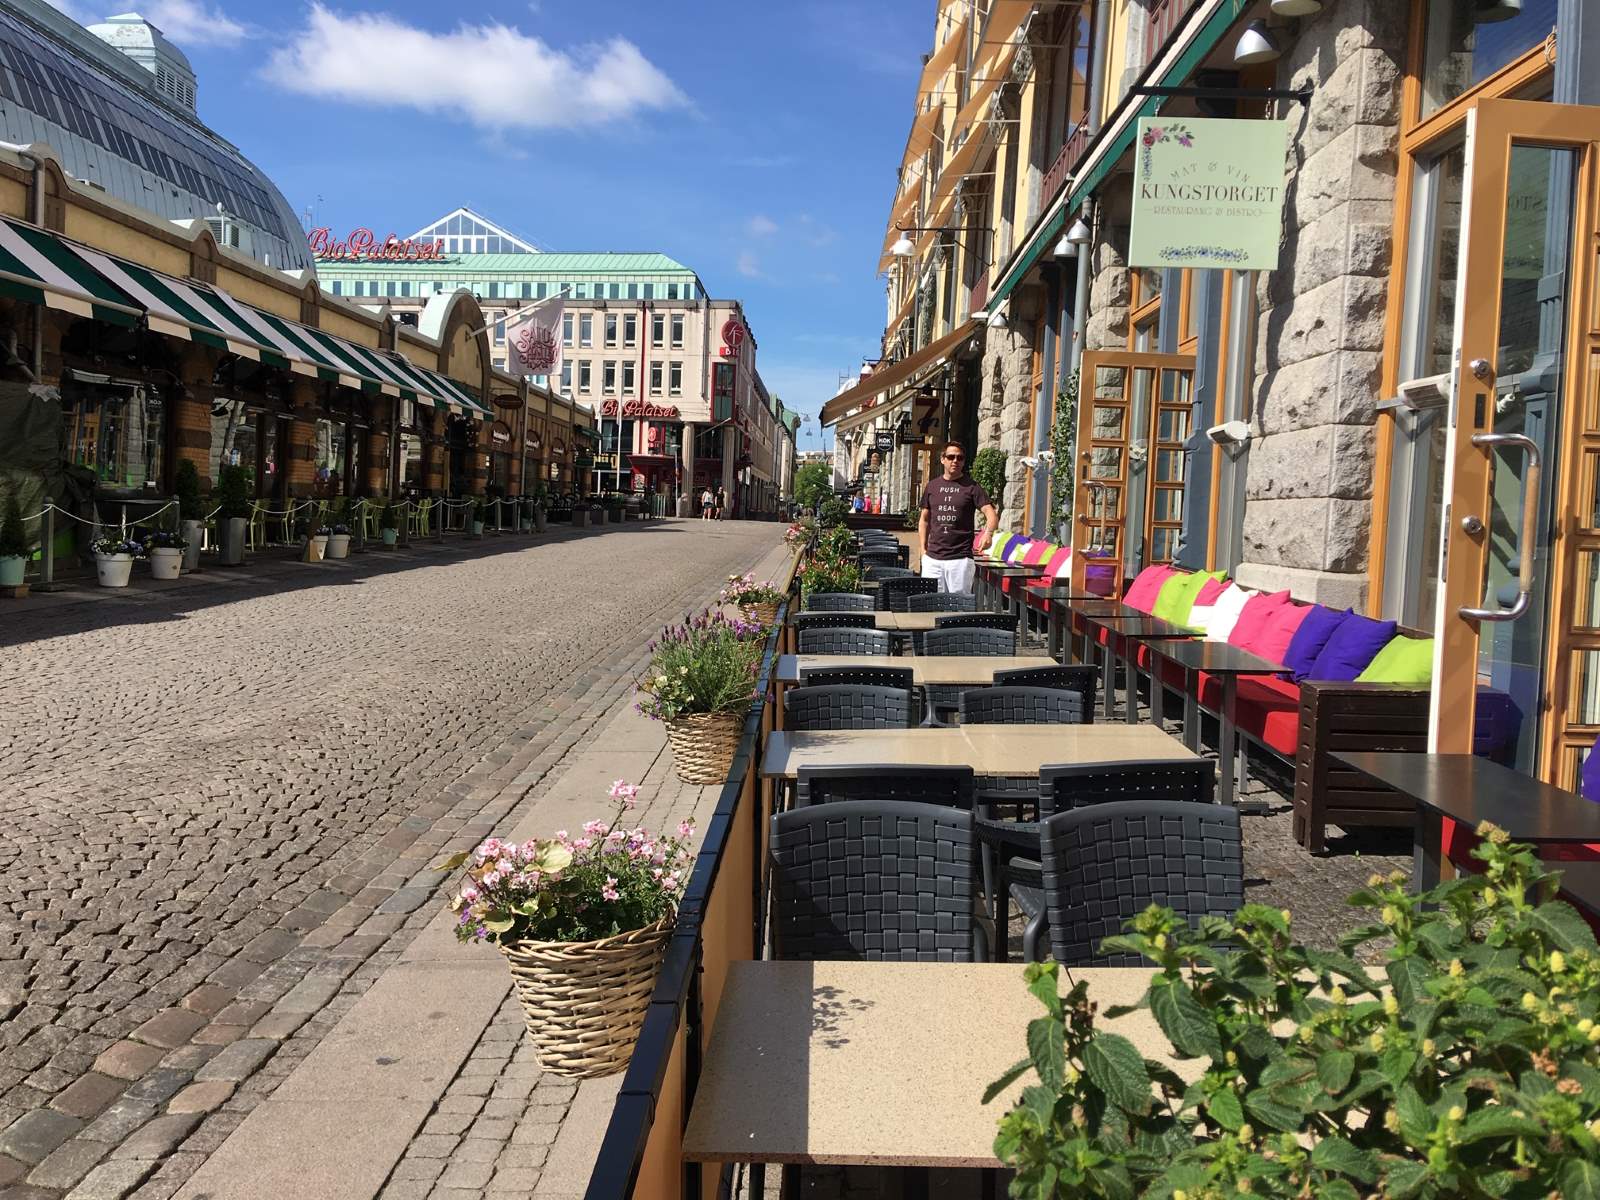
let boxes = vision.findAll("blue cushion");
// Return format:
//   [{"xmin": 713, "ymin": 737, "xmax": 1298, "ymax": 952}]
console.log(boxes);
[
  {"xmin": 1307, "ymin": 612, "xmax": 1398, "ymax": 682},
  {"xmin": 1281, "ymin": 606, "xmax": 1349, "ymax": 681}
]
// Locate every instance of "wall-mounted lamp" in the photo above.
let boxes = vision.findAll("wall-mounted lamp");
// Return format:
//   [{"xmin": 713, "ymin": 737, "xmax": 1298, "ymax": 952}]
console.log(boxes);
[
  {"xmin": 1233, "ymin": 20, "xmax": 1283, "ymax": 65},
  {"xmin": 987, "ymin": 306, "xmax": 1009, "ymax": 329},
  {"xmin": 1205, "ymin": 420, "xmax": 1253, "ymax": 446},
  {"xmin": 890, "ymin": 233, "xmax": 916, "ymax": 257},
  {"xmin": 1052, "ymin": 233, "xmax": 1077, "ymax": 259},
  {"xmin": 1065, "ymin": 216, "xmax": 1092, "ymax": 245},
  {"xmin": 1474, "ymin": 0, "xmax": 1522, "ymax": 22},
  {"xmin": 1268, "ymin": 0, "xmax": 1321, "ymax": 15}
]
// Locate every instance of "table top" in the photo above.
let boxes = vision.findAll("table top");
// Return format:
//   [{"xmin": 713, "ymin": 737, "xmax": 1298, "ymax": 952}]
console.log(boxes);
[
  {"xmin": 1153, "ymin": 639, "xmax": 1281, "ymax": 674},
  {"xmin": 683, "ymin": 961, "xmax": 1180, "ymax": 1167},
  {"xmin": 761, "ymin": 723, "xmax": 1196, "ymax": 779},
  {"xmin": 1083, "ymin": 615, "xmax": 1201, "ymax": 639},
  {"xmin": 1334, "ymin": 752, "xmax": 1600, "ymax": 844},
  {"xmin": 1067, "ymin": 601, "xmax": 1144, "ymax": 619},
  {"xmin": 778, "ymin": 654, "xmax": 1055, "ymax": 686},
  {"xmin": 795, "ymin": 611, "xmax": 970, "ymax": 631},
  {"xmin": 1029, "ymin": 586, "xmax": 1101, "ymax": 601}
]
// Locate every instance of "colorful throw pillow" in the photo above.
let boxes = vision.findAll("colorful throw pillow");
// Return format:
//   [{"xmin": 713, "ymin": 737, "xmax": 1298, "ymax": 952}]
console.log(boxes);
[
  {"xmin": 972, "ymin": 530, "xmax": 988, "ymax": 554},
  {"xmin": 1251, "ymin": 601, "xmax": 1313, "ymax": 666},
  {"xmin": 1355, "ymin": 635, "xmax": 1434, "ymax": 685},
  {"xmin": 998, "ymin": 535, "xmax": 1025, "ymax": 562},
  {"xmin": 1283, "ymin": 606, "xmax": 1352, "ymax": 680},
  {"xmin": 1041, "ymin": 547, "xmax": 1072, "ymax": 580},
  {"xmin": 1022, "ymin": 541, "xmax": 1054, "ymax": 566},
  {"xmin": 1205, "ymin": 584, "xmax": 1258, "ymax": 644},
  {"xmin": 1194, "ymin": 576, "xmax": 1230, "ymax": 607},
  {"xmin": 1228, "ymin": 591, "xmax": 1292, "ymax": 657},
  {"xmin": 1151, "ymin": 570, "xmax": 1224, "ymax": 626},
  {"xmin": 1123, "ymin": 564, "xmax": 1177, "ymax": 612},
  {"xmin": 1308, "ymin": 612, "xmax": 1398, "ymax": 682}
]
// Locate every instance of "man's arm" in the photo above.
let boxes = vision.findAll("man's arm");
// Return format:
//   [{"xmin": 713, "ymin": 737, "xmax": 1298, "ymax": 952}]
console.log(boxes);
[
  {"xmin": 918, "ymin": 505, "xmax": 930, "ymax": 560},
  {"xmin": 979, "ymin": 502, "xmax": 1000, "ymax": 533}
]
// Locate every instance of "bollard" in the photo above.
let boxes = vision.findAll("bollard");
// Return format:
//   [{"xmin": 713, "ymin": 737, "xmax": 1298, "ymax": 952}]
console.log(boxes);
[{"xmin": 41, "ymin": 497, "xmax": 55, "ymax": 588}]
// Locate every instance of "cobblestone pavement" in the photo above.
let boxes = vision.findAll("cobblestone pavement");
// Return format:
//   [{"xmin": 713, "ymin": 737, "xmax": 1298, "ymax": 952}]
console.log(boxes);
[{"xmin": 0, "ymin": 518, "xmax": 784, "ymax": 1199}]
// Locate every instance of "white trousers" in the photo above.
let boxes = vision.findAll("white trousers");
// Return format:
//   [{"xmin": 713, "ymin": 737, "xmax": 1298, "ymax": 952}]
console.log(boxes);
[{"xmin": 920, "ymin": 555, "xmax": 976, "ymax": 594}]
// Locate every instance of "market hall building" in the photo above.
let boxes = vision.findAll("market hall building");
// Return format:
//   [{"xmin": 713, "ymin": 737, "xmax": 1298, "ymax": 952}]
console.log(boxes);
[{"xmin": 0, "ymin": 1, "xmax": 589, "ymax": 540}]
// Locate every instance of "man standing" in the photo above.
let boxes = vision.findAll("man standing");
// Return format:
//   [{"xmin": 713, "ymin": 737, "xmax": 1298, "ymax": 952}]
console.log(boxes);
[{"xmin": 918, "ymin": 441, "xmax": 999, "ymax": 594}]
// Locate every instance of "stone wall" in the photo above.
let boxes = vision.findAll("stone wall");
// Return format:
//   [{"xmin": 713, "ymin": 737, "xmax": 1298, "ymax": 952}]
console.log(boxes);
[
  {"xmin": 1086, "ymin": 178, "xmax": 1133, "ymax": 353},
  {"xmin": 1233, "ymin": 0, "xmax": 1405, "ymax": 608},
  {"xmin": 977, "ymin": 282, "xmax": 1043, "ymax": 530}
]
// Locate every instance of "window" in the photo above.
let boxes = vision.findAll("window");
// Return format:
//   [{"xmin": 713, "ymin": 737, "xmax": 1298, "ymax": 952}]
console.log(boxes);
[
  {"xmin": 561, "ymin": 361, "xmax": 573, "ymax": 392},
  {"xmin": 643, "ymin": 284, "xmax": 655, "ymax": 300},
  {"xmin": 1421, "ymin": 0, "xmax": 1557, "ymax": 115},
  {"xmin": 603, "ymin": 361, "xmax": 617, "ymax": 394},
  {"xmin": 563, "ymin": 313, "xmax": 574, "ymax": 347},
  {"xmin": 579, "ymin": 314, "xmax": 593, "ymax": 347},
  {"xmin": 623, "ymin": 314, "xmax": 637, "ymax": 347},
  {"xmin": 330, "ymin": 280, "xmax": 342, "ymax": 295},
  {"xmin": 605, "ymin": 314, "xmax": 618, "ymax": 347},
  {"xmin": 622, "ymin": 362, "xmax": 635, "ymax": 395},
  {"xmin": 401, "ymin": 282, "xmax": 411, "ymax": 297},
  {"xmin": 578, "ymin": 360, "xmax": 592, "ymax": 392},
  {"xmin": 670, "ymin": 314, "xmax": 685, "ymax": 348},
  {"xmin": 386, "ymin": 282, "xmax": 397, "ymax": 297},
  {"xmin": 650, "ymin": 362, "xmax": 664, "ymax": 395},
  {"xmin": 495, "ymin": 316, "xmax": 506, "ymax": 342},
  {"xmin": 627, "ymin": 284, "xmax": 638, "ymax": 300},
  {"xmin": 668, "ymin": 362, "xmax": 683, "ymax": 397},
  {"xmin": 609, "ymin": 283, "xmax": 621, "ymax": 300},
  {"xmin": 651, "ymin": 313, "xmax": 665, "ymax": 347},
  {"xmin": 667, "ymin": 283, "xmax": 679, "ymax": 300},
  {"xmin": 66, "ymin": 384, "xmax": 165, "ymax": 489}
]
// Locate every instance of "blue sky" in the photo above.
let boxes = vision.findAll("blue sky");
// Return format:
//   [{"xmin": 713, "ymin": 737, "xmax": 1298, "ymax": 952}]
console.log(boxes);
[{"xmin": 60, "ymin": 0, "xmax": 934, "ymax": 451}]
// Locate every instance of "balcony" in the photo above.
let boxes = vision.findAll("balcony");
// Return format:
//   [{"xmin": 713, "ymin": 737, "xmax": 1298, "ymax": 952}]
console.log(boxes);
[
  {"xmin": 1145, "ymin": 0, "xmax": 1197, "ymax": 64},
  {"xmin": 1041, "ymin": 118, "xmax": 1093, "ymax": 209}
]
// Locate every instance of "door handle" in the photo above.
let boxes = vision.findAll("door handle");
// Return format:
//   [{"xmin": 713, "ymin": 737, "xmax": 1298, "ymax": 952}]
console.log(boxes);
[{"xmin": 1458, "ymin": 431, "xmax": 1541, "ymax": 623}]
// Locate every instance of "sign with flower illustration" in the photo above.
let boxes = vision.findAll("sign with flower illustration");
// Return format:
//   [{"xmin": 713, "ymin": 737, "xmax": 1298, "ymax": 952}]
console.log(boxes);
[{"xmin": 1128, "ymin": 116, "xmax": 1290, "ymax": 271}]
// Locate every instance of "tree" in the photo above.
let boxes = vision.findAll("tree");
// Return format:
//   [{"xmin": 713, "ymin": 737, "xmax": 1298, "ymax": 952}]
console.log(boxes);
[{"xmin": 793, "ymin": 462, "xmax": 832, "ymax": 513}]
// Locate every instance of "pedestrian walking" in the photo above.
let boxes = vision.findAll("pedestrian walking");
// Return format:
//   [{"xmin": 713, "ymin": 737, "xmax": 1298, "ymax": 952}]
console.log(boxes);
[
  {"xmin": 700, "ymin": 487, "xmax": 714, "ymax": 520},
  {"xmin": 917, "ymin": 440, "xmax": 999, "ymax": 594},
  {"xmin": 715, "ymin": 486, "xmax": 727, "ymax": 520}
]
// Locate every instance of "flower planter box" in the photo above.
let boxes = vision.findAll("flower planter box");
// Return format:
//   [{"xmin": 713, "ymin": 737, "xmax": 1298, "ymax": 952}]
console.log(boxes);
[
  {"xmin": 95, "ymin": 553, "xmax": 134, "ymax": 588},
  {"xmin": 181, "ymin": 520, "xmax": 203, "ymax": 571},
  {"xmin": 148, "ymin": 547, "xmax": 182, "ymax": 580},
  {"xmin": 326, "ymin": 533, "xmax": 351, "ymax": 559},
  {"xmin": 664, "ymin": 711, "xmax": 742, "ymax": 784},
  {"xmin": 381, "ymin": 527, "xmax": 399, "ymax": 547}
]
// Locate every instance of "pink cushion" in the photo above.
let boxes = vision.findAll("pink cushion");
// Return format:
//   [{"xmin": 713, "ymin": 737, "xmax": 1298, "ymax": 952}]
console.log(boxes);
[
  {"xmin": 972, "ymin": 531, "xmax": 987, "ymax": 553},
  {"xmin": 1194, "ymin": 576, "xmax": 1229, "ymax": 606},
  {"xmin": 1122, "ymin": 564, "xmax": 1176, "ymax": 613},
  {"xmin": 1040, "ymin": 547, "xmax": 1072, "ymax": 580},
  {"xmin": 1022, "ymin": 541, "xmax": 1053, "ymax": 566},
  {"xmin": 1253, "ymin": 601, "xmax": 1313, "ymax": 667},
  {"xmin": 1227, "ymin": 590, "xmax": 1293, "ymax": 658}
]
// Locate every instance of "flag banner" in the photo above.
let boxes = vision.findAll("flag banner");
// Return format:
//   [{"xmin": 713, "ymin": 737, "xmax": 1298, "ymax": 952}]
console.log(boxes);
[{"xmin": 506, "ymin": 295, "xmax": 563, "ymax": 377}]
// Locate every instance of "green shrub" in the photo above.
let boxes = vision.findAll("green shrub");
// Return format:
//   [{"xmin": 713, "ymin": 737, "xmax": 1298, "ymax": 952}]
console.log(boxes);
[
  {"xmin": 173, "ymin": 460, "xmax": 204, "ymax": 522},
  {"xmin": 818, "ymin": 497, "xmax": 849, "ymax": 528},
  {"xmin": 971, "ymin": 446, "xmax": 1006, "ymax": 508},
  {"xmin": 0, "ymin": 495, "xmax": 29, "ymax": 558},
  {"xmin": 212, "ymin": 465, "xmax": 253, "ymax": 521},
  {"xmin": 794, "ymin": 462, "xmax": 832, "ymax": 512}
]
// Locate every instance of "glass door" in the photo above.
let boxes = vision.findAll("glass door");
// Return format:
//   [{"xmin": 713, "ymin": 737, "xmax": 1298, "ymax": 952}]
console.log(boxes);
[{"xmin": 1433, "ymin": 99, "xmax": 1600, "ymax": 786}]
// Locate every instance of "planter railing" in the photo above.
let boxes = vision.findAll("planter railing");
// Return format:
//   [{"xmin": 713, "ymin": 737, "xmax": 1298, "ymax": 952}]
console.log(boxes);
[{"xmin": 583, "ymin": 549, "xmax": 801, "ymax": 1200}]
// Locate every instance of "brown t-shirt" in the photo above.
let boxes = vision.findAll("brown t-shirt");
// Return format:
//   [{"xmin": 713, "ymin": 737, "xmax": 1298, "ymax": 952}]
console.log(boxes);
[{"xmin": 920, "ymin": 474, "xmax": 992, "ymax": 561}]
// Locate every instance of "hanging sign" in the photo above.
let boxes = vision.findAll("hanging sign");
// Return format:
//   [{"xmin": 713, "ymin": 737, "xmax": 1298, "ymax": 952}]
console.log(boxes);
[
  {"xmin": 1127, "ymin": 117, "xmax": 1290, "ymax": 271},
  {"xmin": 873, "ymin": 432, "xmax": 896, "ymax": 454}
]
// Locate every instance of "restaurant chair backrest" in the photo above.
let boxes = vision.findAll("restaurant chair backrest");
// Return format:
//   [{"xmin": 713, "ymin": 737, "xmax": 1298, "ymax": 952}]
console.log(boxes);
[
  {"xmin": 864, "ymin": 564, "xmax": 915, "ymax": 582},
  {"xmin": 769, "ymin": 800, "xmax": 985, "ymax": 962},
  {"xmin": 795, "ymin": 764, "xmax": 976, "ymax": 809},
  {"xmin": 795, "ymin": 612, "xmax": 876, "ymax": 634},
  {"xmin": 784, "ymin": 685, "xmax": 914, "ymax": 732},
  {"xmin": 1038, "ymin": 800, "xmax": 1242, "ymax": 966},
  {"xmin": 959, "ymin": 686, "xmax": 1088, "ymax": 726},
  {"xmin": 907, "ymin": 591, "xmax": 977, "ymax": 613},
  {"xmin": 935, "ymin": 612, "xmax": 1018, "ymax": 633},
  {"xmin": 993, "ymin": 664, "xmax": 1099, "ymax": 712},
  {"xmin": 1039, "ymin": 759, "xmax": 1216, "ymax": 815},
  {"xmin": 799, "ymin": 666, "xmax": 915, "ymax": 691},
  {"xmin": 799, "ymin": 627, "xmax": 893, "ymax": 656},
  {"xmin": 923, "ymin": 626, "xmax": 1017, "ymax": 658},
  {"xmin": 894, "ymin": 544, "xmax": 911, "ymax": 568},
  {"xmin": 806, "ymin": 592, "xmax": 875, "ymax": 612},
  {"xmin": 859, "ymin": 549, "xmax": 900, "ymax": 568},
  {"xmin": 879, "ymin": 576, "xmax": 939, "ymax": 612}
]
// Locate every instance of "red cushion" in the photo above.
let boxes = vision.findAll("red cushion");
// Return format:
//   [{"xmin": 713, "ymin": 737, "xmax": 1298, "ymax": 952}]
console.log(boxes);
[
  {"xmin": 1123, "ymin": 565, "xmax": 1176, "ymax": 613},
  {"xmin": 1194, "ymin": 576, "xmax": 1229, "ymax": 606},
  {"xmin": 1253, "ymin": 601, "xmax": 1314, "ymax": 667},
  {"xmin": 1227, "ymin": 591, "xmax": 1292, "ymax": 658},
  {"xmin": 1197, "ymin": 672, "xmax": 1301, "ymax": 756}
]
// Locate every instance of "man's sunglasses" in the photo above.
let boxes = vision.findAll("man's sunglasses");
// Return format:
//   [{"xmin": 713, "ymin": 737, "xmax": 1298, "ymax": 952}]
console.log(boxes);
[{"xmin": 943, "ymin": 453, "xmax": 964, "ymax": 462}]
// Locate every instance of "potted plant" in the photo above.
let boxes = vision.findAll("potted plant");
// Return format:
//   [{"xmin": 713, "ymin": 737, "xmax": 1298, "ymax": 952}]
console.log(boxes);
[
  {"xmin": 470, "ymin": 497, "xmax": 486, "ymax": 538},
  {"xmin": 379, "ymin": 501, "xmax": 400, "ymax": 547},
  {"xmin": 986, "ymin": 825, "xmax": 1600, "ymax": 1200},
  {"xmin": 213, "ymin": 465, "xmax": 252, "ymax": 567},
  {"xmin": 326, "ymin": 521, "xmax": 351, "ymax": 559},
  {"xmin": 299, "ymin": 520, "xmax": 331, "ymax": 562},
  {"xmin": 143, "ymin": 529, "xmax": 187, "ymax": 580},
  {"xmin": 437, "ymin": 779, "xmax": 694, "ymax": 1079},
  {"xmin": 720, "ymin": 573, "xmax": 786, "ymax": 627},
  {"xmin": 532, "ymin": 486, "xmax": 549, "ymax": 534},
  {"xmin": 90, "ymin": 533, "xmax": 145, "ymax": 587},
  {"xmin": 606, "ymin": 492, "xmax": 627, "ymax": 524},
  {"xmin": 635, "ymin": 609, "xmax": 766, "ymax": 784},
  {"xmin": 0, "ymin": 495, "xmax": 30, "ymax": 587},
  {"xmin": 798, "ymin": 557, "xmax": 862, "ymax": 605},
  {"xmin": 173, "ymin": 459, "xmax": 204, "ymax": 572}
]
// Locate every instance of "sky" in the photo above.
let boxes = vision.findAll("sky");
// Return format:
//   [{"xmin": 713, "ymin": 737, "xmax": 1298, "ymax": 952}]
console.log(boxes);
[{"xmin": 49, "ymin": 0, "xmax": 934, "ymax": 451}]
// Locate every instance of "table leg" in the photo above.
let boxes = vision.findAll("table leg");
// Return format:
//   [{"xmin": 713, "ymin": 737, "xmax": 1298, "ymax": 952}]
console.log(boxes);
[
  {"xmin": 1182, "ymin": 671, "xmax": 1200, "ymax": 752},
  {"xmin": 1149, "ymin": 650, "xmax": 1164, "ymax": 730},
  {"xmin": 1099, "ymin": 638, "xmax": 1114, "ymax": 722},
  {"xmin": 1413, "ymin": 803, "xmax": 1443, "ymax": 893},
  {"xmin": 1047, "ymin": 606, "xmax": 1060, "ymax": 662},
  {"xmin": 1124, "ymin": 645, "xmax": 1139, "ymax": 725},
  {"xmin": 1218, "ymin": 675, "xmax": 1237, "ymax": 806}
]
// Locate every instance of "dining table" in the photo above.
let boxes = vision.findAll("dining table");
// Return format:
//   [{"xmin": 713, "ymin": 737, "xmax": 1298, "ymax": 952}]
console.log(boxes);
[
  {"xmin": 1070, "ymin": 611, "xmax": 1201, "ymax": 723},
  {"xmin": 1146, "ymin": 639, "xmax": 1281, "ymax": 809}
]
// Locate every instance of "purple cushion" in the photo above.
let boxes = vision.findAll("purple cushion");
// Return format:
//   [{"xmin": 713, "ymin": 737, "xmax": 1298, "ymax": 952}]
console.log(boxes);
[
  {"xmin": 1281, "ymin": 606, "xmax": 1349, "ymax": 681},
  {"xmin": 1307, "ymin": 612, "xmax": 1398, "ymax": 682}
]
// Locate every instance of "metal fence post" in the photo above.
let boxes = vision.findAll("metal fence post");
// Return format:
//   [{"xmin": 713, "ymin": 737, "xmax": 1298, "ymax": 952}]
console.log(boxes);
[{"xmin": 41, "ymin": 497, "xmax": 54, "ymax": 587}]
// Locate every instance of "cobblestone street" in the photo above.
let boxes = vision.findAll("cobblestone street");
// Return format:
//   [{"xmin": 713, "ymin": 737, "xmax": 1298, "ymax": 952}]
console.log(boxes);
[{"xmin": 0, "ymin": 519, "xmax": 784, "ymax": 1199}]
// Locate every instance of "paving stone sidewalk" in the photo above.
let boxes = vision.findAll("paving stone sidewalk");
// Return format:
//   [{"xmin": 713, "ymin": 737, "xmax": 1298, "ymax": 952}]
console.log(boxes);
[{"xmin": 0, "ymin": 519, "xmax": 788, "ymax": 1200}]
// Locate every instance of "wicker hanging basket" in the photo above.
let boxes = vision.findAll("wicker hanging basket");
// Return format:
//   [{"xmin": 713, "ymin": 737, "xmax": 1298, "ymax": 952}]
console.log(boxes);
[
  {"xmin": 502, "ymin": 915, "xmax": 674, "ymax": 1079},
  {"xmin": 664, "ymin": 710, "xmax": 743, "ymax": 784},
  {"xmin": 739, "ymin": 600, "xmax": 780, "ymax": 627}
]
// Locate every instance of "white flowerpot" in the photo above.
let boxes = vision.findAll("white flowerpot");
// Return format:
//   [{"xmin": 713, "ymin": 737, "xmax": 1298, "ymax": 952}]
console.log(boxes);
[
  {"xmin": 327, "ymin": 533, "xmax": 351, "ymax": 559},
  {"xmin": 149, "ymin": 547, "xmax": 182, "ymax": 580},
  {"xmin": 181, "ymin": 520, "xmax": 203, "ymax": 571},
  {"xmin": 304, "ymin": 535, "xmax": 328, "ymax": 562},
  {"xmin": 470, "ymin": 520, "xmax": 485, "ymax": 537},
  {"xmin": 0, "ymin": 555, "xmax": 24, "ymax": 587},
  {"xmin": 95, "ymin": 554, "xmax": 134, "ymax": 588}
]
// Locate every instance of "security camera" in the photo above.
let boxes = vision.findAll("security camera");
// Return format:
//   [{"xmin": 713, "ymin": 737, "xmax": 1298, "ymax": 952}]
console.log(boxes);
[{"xmin": 1206, "ymin": 420, "xmax": 1252, "ymax": 446}]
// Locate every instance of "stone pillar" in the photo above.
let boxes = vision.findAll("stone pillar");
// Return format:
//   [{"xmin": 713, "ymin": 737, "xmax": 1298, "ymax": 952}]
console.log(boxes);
[
  {"xmin": 365, "ymin": 426, "xmax": 389, "ymax": 497},
  {"xmin": 284, "ymin": 381, "xmax": 319, "ymax": 498},
  {"xmin": 978, "ymin": 284, "xmax": 1044, "ymax": 531},
  {"xmin": 1233, "ymin": 0, "xmax": 1404, "ymax": 608},
  {"xmin": 679, "ymin": 421, "xmax": 697, "ymax": 515},
  {"xmin": 1086, "ymin": 179, "xmax": 1133, "ymax": 353}
]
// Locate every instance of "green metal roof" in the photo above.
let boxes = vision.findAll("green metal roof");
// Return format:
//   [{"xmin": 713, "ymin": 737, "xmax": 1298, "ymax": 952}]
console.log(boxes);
[{"xmin": 315, "ymin": 251, "xmax": 694, "ymax": 276}]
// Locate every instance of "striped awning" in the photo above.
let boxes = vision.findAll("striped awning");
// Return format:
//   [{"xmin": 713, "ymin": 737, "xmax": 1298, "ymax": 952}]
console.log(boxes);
[{"xmin": 0, "ymin": 218, "xmax": 143, "ymax": 327}]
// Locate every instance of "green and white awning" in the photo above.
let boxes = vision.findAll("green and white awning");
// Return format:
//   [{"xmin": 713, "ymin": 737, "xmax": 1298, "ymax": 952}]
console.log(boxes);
[{"xmin": 0, "ymin": 218, "xmax": 143, "ymax": 326}]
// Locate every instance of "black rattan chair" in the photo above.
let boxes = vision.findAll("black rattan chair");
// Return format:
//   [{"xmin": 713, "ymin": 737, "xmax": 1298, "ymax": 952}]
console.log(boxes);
[
  {"xmin": 994, "ymin": 664, "xmax": 1099, "ymax": 710},
  {"xmin": 934, "ymin": 612, "xmax": 1018, "ymax": 633},
  {"xmin": 1039, "ymin": 759, "xmax": 1215, "ymax": 816},
  {"xmin": 959, "ymin": 686, "xmax": 1088, "ymax": 726},
  {"xmin": 805, "ymin": 592, "xmax": 874, "ymax": 612},
  {"xmin": 769, "ymin": 801, "xmax": 988, "ymax": 961},
  {"xmin": 798, "ymin": 665, "xmax": 914, "ymax": 691},
  {"xmin": 1031, "ymin": 801, "xmax": 1242, "ymax": 964},
  {"xmin": 795, "ymin": 764, "xmax": 975, "ymax": 809},
  {"xmin": 878, "ymin": 576, "xmax": 939, "ymax": 612},
  {"xmin": 921, "ymin": 626, "xmax": 1017, "ymax": 719},
  {"xmin": 794, "ymin": 612, "xmax": 876, "ymax": 635},
  {"xmin": 859, "ymin": 549, "xmax": 900, "ymax": 569},
  {"xmin": 784, "ymin": 685, "xmax": 914, "ymax": 732},
  {"xmin": 864, "ymin": 564, "xmax": 915, "ymax": 582},
  {"xmin": 895, "ymin": 543, "xmax": 911, "ymax": 568},
  {"xmin": 798, "ymin": 627, "xmax": 892, "ymax": 656},
  {"xmin": 907, "ymin": 591, "xmax": 976, "ymax": 612}
]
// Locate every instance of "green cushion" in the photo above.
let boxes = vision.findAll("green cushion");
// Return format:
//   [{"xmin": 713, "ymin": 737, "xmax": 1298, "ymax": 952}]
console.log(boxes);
[
  {"xmin": 1355, "ymin": 634, "xmax": 1434, "ymax": 684},
  {"xmin": 1150, "ymin": 570, "xmax": 1225, "ymax": 626}
]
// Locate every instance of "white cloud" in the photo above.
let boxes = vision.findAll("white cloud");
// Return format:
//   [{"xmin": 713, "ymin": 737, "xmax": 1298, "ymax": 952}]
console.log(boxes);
[
  {"xmin": 736, "ymin": 251, "xmax": 763, "ymax": 279},
  {"xmin": 746, "ymin": 215, "xmax": 779, "ymax": 237},
  {"xmin": 144, "ymin": 0, "xmax": 248, "ymax": 46},
  {"xmin": 263, "ymin": 4, "xmax": 686, "ymax": 132}
]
